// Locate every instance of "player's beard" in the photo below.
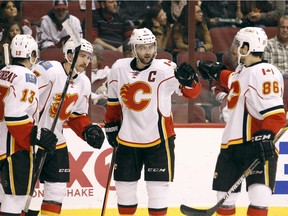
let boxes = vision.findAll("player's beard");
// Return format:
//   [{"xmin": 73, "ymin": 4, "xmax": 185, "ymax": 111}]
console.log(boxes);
[{"xmin": 138, "ymin": 54, "xmax": 154, "ymax": 66}]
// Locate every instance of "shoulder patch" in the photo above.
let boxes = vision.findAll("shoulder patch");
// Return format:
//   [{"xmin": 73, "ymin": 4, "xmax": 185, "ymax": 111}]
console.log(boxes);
[
  {"xmin": 25, "ymin": 73, "xmax": 37, "ymax": 84},
  {"xmin": 39, "ymin": 60, "xmax": 53, "ymax": 70}
]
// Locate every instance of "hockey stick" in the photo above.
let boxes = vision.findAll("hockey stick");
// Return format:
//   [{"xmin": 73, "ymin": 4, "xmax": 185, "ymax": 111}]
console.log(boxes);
[
  {"xmin": 101, "ymin": 147, "xmax": 117, "ymax": 216},
  {"xmin": 180, "ymin": 126, "xmax": 288, "ymax": 216},
  {"xmin": 3, "ymin": 43, "xmax": 10, "ymax": 66},
  {"xmin": 23, "ymin": 19, "xmax": 82, "ymax": 213}
]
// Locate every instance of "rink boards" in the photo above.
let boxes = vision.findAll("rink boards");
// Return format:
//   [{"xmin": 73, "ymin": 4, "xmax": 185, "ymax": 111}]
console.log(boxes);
[{"xmin": 29, "ymin": 126, "xmax": 288, "ymax": 215}]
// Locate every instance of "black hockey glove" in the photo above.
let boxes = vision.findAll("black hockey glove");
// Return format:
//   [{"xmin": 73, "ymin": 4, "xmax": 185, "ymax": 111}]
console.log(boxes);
[
  {"xmin": 197, "ymin": 60, "xmax": 226, "ymax": 81},
  {"xmin": 104, "ymin": 121, "xmax": 121, "ymax": 148},
  {"xmin": 83, "ymin": 123, "xmax": 105, "ymax": 149},
  {"xmin": 252, "ymin": 130, "xmax": 276, "ymax": 162},
  {"xmin": 174, "ymin": 63, "xmax": 199, "ymax": 87},
  {"xmin": 31, "ymin": 126, "xmax": 57, "ymax": 153}
]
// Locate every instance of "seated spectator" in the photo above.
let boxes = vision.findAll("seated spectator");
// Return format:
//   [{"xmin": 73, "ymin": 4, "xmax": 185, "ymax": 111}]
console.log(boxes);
[
  {"xmin": 201, "ymin": 0, "xmax": 239, "ymax": 29},
  {"xmin": 0, "ymin": 0, "xmax": 32, "ymax": 40},
  {"xmin": 84, "ymin": 0, "xmax": 134, "ymax": 52},
  {"xmin": 172, "ymin": 4, "xmax": 213, "ymax": 52},
  {"xmin": 263, "ymin": 15, "xmax": 288, "ymax": 77},
  {"xmin": 161, "ymin": 0, "xmax": 187, "ymax": 25},
  {"xmin": 0, "ymin": 20, "xmax": 23, "ymax": 68},
  {"xmin": 139, "ymin": 4, "xmax": 172, "ymax": 51},
  {"xmin": 238, "ymin": 0, "xmax": 285, "ymax": 27},
  {"xmin": 118, "ymin": 1, "xmax": 159, "ymax": 26},
  {"xmin": 36, "ymin": 0, "xmax": 83, "ymax": 50}
]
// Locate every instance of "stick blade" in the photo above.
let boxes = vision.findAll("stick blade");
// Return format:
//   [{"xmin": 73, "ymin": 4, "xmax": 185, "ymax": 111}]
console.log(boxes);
[
  {"xmin": 62, "ymin": 18, "xmax": 81, "ymax": 47},
  {"xmin": 180, "ymin": 204, "xmax": 214, "ymax": 216}
]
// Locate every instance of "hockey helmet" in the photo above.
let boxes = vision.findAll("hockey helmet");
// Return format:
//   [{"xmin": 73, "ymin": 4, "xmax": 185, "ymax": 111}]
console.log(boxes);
[
  {"xmin": 130, "ymin": 28, "xmax": 156, "ymax": 46},
  {"xmin": 129, "ymin": 28, "xmax": 157, "ymax": 63},
  {"xmin": 10, "ymin": 34, "xmax": 39, "ymax": 59},
  {"xmin": 63, "ymin": 38, "xmax": 93, "ymax": 62},
  {"xmin": 233, "ymin": 27, "xmax": 268, "ymax": 53}
]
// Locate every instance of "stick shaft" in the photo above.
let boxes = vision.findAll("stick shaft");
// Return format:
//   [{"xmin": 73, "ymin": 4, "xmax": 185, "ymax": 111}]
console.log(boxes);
[{"xmin": 101, "ymin": 147, "xmax": 117, "ymax": 216}]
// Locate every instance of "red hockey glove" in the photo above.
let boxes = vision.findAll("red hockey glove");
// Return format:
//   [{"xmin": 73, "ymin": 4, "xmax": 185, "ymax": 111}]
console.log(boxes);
[
  {"xmin": 31, "ymin": 126, "xmax": 57, "ymax": 153},
  {"xmin": 83, "ymin": 123, "xmax": 105, "ymax": 149},
  {"xmin": 252, "ymin": 130, "xmax": 276, "ymax": 162}
]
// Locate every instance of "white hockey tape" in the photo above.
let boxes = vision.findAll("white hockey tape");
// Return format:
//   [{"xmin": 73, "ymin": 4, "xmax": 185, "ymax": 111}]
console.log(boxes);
[{"xmin": 3, "ymin": 43, "xmax": 9, "ymax": 66}]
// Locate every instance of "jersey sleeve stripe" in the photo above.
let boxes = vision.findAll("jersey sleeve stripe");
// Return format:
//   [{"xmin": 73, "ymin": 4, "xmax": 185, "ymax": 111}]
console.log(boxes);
[
  {"xmin": 260, "ymin": 105, "xmax": 285, "ymax": 117},
  {"xmin": 5, "ymin": 115, "xmax": 31, "ymax": 126}
]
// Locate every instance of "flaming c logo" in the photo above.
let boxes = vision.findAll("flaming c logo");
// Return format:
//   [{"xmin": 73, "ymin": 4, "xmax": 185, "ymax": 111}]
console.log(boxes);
[
  {"xmin": 50, "ymin": 93, "xmax": 78, "ymax": 120},
  {"xmin": 120, "ymin": 81, "xmax": 151, "ymax": 111}
]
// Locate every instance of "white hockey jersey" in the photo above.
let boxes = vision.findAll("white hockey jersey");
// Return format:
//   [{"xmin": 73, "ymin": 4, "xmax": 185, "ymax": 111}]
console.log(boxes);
[
  {"xmin": 0, "ymin": 65, "xmax": 39, "ymax": 155},
  {"xmin": 31, "ymin": 60, "xmax": 92, "ymax": 146},
  {"xmin": 221, "ymin": 62, "xmax": 286, "ymax": 148},
  {"xmin": 105, "ymin": 58, "xmax": 201, "ymax": 148}
]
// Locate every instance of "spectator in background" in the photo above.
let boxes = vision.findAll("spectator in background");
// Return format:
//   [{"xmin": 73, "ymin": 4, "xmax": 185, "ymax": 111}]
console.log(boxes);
[
  {"xmin": 161, "ymin": 0, "xmax": 187, "ymax": 25},
  {"xmin": 118, "ymin": 1, "xmax": 159, "ymax": 27},
  {"xmin": 91, "ymin": 45, "xmax": 110, "ymax": 106},
  {"xmin": 201, "ymin": 0, "xmax": 239, "ymax": 29},
  {"xmin": 263, "ymin": 15, "xmax": 288, "ymax": 77},
  {"xmin": 238, "ymin": 0, "xmax": 285, "ymax": 27},
  {"xmin": 0, "ymin": 20, "xmax": 23, "ymax": 68},
  {"xmin": 36, "ymin": 0, "xmax": 83, "ymax": 50},
  {"xmin": 172, "ymin": 4, "xmax": 213, "ymax": 52},
  {"xmin": 122, "ymin": 38, "xmax": 134, "ymax": 58},
  {"xmin": 0, "ymin": 0, "xmax": 32, "ymax": 40},
  {"xmin": 139, "ymin": 4, "xmax": 172, "ymax": 51},
  {"xmin": 85, "ymin": 0, "xmax": 134, "ymax": 52}
]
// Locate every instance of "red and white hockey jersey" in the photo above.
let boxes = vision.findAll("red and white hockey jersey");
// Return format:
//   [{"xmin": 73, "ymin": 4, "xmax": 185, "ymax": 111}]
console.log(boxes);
[
  {"xmin": 219, "ymin": 62, "xmax": 286, "ymax": 148},
  {"xmin": 105, "ymin": 58, "xmax": 201, "ymax": 148},
  {"xmin": 32, "ymin": 60, "xmax": 92, "ymax": 146},
  {"xmin": 0, "ymin": 65, "xmax": 39, "ymax": 155}
]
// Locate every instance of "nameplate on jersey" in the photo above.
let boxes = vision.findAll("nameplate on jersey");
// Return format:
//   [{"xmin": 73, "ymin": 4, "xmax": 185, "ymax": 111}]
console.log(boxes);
[{"xmin": 25, "ymin": 73, "xmax": 37, "ymax": 84}]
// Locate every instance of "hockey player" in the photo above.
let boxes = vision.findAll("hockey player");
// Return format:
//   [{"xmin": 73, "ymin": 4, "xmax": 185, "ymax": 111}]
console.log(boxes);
[
  {"xmin": 0, "ymin": 34, "xmax": 57, "ymax": 215},
  {"xmin": 104, "ymin": 28, "xmax": 201, "ymax": 216},
  {"xmin": 198, "ymin": 27, "xmax": 286, "ymax": 216},
  {"xmin": 25, "ymin": 38, "xmax": 105, "ymax": 215}
]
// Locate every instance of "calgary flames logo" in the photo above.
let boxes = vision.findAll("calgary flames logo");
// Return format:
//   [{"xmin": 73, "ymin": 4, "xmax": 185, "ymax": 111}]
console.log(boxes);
[
  {"xmin": 120, "ymin": 81, "xmax": 151, "ymax": 111},
  {"xmin": 50, "ymin": 93, "xmax": 79, "ymax": 120}
]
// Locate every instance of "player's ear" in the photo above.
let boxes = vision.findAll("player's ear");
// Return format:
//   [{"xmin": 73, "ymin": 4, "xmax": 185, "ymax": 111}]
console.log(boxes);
[
  {"xmin": 67, "ymin": 52, "xmax": 74, "ymax": 62},
  {"xmin": 31, "ymin": 50, "xmax": 37, "ymax": 58}
]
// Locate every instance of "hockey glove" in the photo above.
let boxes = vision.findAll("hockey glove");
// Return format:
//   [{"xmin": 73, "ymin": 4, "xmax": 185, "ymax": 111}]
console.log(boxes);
[
  {"xmin": 175, "ymin": 63, "xmax": 199, "ymax": 87},
  {"xmin": 197, "ymin": 60, "xmax": 226, "ymax": 81},
  {"xmin": 104, "ymin": 121, "xmax": 121, "ymax": 148},
  {"xmin": 31, "ymin": 126, "xmax": 57, "ymax": 153},
  {"xmin": 83, "ymin": 123, "xmax": 105, "ymax": 149},
  {"xmin": 252, "ymin": 130, "xmax": 276, "ymax": 162}
]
